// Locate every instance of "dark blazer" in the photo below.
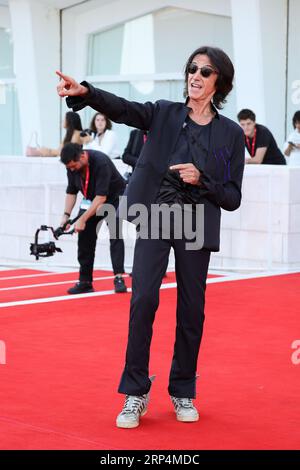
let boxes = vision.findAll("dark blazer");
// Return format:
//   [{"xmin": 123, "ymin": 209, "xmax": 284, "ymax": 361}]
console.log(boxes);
[
  {"xmin": 67, "ymin": 82, "xmax": 245, "ymax": 251},
  {"xmin": 122, "ymin": 129, "xmax": 145, "ymax": 170}
]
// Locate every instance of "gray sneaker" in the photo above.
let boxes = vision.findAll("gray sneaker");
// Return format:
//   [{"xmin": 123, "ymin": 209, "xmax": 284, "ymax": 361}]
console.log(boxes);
[
  {"xmin": 116, "ymin": 393, "xmax": 149, "ymax": 429},
  {"xmin": 171, "ymin": 396, "xmax": 199, "ymax": 422}
]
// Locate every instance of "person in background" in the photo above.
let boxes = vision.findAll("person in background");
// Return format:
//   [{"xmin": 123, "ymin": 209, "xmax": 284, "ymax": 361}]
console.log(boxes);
[
  {"xmin": 60, "ymin": 143, "xmax": 127, "ymax": 295},
  {"xmin": 26, "ymin": 111, "xmax": 88, "ymax": 157},
  {"xmin": 122, "ymin": 129, "xmax": 147, "ymax": 173},
  {"xmin": 284, "ymin": 111, "xmax": 300, "ymax": 166},
  {"xmin": 83, "ymin": 112, "xmax": 120, "ymax": 159},
  {"xmin": 237, "ymin": 109, "xmax": 286, "ymax": 165},
  {"xmin": 56, "ymin": 44, "xmax": 245, "ymax": 429}
]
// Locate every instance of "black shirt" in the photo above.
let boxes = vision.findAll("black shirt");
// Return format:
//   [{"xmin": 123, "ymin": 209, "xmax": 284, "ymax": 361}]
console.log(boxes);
[
  {"xmin": 246, "ymin": 124, "xmax": 286, "ymax": 165},
  {"xmin": 156, "ymin": 116, "xmax": 212, "ymax": 205},
  {"xmin": 66, "ymin": 150, "xmax": 126, "ymax": 202}
]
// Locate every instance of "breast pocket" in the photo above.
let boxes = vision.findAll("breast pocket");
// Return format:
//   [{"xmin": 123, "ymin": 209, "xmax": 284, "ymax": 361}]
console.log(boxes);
[{"xmin": 208, "ymin": 145, "xmax": 231, "ymax": 183}]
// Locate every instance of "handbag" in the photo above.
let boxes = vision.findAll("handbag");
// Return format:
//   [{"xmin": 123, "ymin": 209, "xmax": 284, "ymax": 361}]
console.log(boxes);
[{"xmin": 26, "ymin": 131, "xmax": 41, "ymax": 156}]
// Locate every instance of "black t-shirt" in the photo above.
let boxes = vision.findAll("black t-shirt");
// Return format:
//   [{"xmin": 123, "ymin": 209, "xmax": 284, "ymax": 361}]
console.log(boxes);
[
  {"xmin": 245, "ymin": 124, "xmax": 286, "ymax": 165},
  {"xmin": 156, "ymin": 117, "xmax": 212, "ymax": 205},
  {"xmin": 66, "ymin": 150, "xmax": 126, "ymax": 202}
]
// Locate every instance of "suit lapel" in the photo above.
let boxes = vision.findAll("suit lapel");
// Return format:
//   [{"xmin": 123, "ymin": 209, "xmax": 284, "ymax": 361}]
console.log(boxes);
[
  {"xmin": 149, "ymin": 104, "xmax": 190, "ymax": 174},
  {"xmin": 168, "ymin": 105, "xmax": 190, "ymax": 156}
]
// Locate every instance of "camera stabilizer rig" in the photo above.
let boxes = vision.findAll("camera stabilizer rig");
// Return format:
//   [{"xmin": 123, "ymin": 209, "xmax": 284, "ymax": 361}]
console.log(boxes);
[{"xmin": 30, "ymin": 215, "xmax": 80, "ymax": 260}]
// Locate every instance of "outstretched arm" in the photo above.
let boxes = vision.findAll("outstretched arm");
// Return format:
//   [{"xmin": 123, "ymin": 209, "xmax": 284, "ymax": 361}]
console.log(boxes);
[{"xmin": 56, "ymin": 71, "xmax": 156, "ymax": 130}]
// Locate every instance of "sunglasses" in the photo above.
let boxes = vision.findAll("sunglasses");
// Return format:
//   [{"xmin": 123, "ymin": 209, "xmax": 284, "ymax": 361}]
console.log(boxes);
[{"xmin": 187, "ymin": 63, "xmax": 218, "ymax": 78}]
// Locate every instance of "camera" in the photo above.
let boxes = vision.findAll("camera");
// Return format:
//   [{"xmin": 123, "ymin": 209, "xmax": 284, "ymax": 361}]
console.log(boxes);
[
  {"xmin": 30, "ymin": 240, "xmax": 62, "ymax": 259},
  {"xmin": 30, "ymin": 215, "xmax": 80, "ymax": 260},
  {"xmin": 30, "ymin": 225, "xmax": 63, "ymax": 260},
  {"xmin": 30, "ymin": 212, "xmax": 83, "ymax": 260},
  {"xmin": 80, "ymin": 129, "xmax": 93, "ymax": 138}
]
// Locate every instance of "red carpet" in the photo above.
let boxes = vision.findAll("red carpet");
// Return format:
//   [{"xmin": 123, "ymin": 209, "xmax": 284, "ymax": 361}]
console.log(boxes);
[
  {"xmin": 0, "ymin": 269, "xmax": 299, "ymax": 449},
  {"xmin": 0, "ymin": 271, "xmax": 220, "ymax": 303},
  {"xmin": 0, "ymin": 269, "xmax": 50, "ymax": 278},
  {"xmin": 0, "ymin": 269, "xmax": 114, "ymax": 289}
]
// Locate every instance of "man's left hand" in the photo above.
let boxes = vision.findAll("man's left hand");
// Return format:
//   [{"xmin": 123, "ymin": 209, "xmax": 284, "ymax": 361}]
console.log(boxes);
[
  {"xmin": 75, "ymin": 218, "xmax": 86, "ymax": 233},
  {"xmin": 169, "ymin": 163, "xmax": 201, "ymax": 185}
]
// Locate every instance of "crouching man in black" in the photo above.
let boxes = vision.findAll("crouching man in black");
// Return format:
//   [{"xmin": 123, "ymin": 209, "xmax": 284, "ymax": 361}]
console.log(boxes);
[{"xmin": 60, "ymin": 142, "xmax": 127, "ymax": 294}]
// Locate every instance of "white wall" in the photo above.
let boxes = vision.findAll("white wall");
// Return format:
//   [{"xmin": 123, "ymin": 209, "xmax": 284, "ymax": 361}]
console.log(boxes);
[
  {"xmin": 0, "ymin": 5, "xmax": 22, "ymax": 155},
  {"xmin": 259, "ymin": 0, "xmax": 287, "ymax": 146},
  {"xmin": 9, "ymin": 0, "xmax": 60, "ymax": 151},
  {"xmin": 1, "ymin": 158, "xmax": 300, "ymax": 271},
  {"xmin": 0, "ymin": 5, "xmax": 10, "ymax": 27},
  {"xmin": 231, "ymin": 0, "xmax": 287, "ymax": 146}
]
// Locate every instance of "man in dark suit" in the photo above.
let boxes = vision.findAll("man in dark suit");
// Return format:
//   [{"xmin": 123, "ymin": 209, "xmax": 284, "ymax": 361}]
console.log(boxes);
[{"xmin": 56, "ymin": 45, "xmax": 245, "ymax": 428}]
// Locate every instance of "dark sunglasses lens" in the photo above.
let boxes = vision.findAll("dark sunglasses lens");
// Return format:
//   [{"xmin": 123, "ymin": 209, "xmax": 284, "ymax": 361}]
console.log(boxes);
[
  {"xmin": 188, "ymin": 64, "xmax": 215, "ymax": 77},
  {"xmin": 188, "ymin": 64, "xmax": 198, "ymax": 74},
  {"xmin": 201, "ymin": 67, "xmax": 213, "ymax": 78}
]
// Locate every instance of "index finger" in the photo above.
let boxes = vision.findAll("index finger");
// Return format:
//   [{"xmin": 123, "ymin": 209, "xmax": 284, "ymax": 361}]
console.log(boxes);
[
  {"xmin": 169, "ymin": 164, "xmax": 191, "ymax": 170},
  {"xmin": 56, "ymin": 70, "xmax": 69, "ymax": 81}
]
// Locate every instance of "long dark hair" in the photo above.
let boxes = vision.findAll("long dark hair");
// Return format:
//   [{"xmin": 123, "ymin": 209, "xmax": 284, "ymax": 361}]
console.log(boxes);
[
  {"xmin": 89, "ymin": 112, "xmax": 112, "ymax": 134},
  {"xmin": 292, "ymin": 111, "xmax": 300, "ymax": 129},
  {"xmin": 183, "ymin": 46, "xmax": 234, "ymax": 109},
  {"xmin": 63, "ymin": 112, "xmax": 83, "ymax": 145}
]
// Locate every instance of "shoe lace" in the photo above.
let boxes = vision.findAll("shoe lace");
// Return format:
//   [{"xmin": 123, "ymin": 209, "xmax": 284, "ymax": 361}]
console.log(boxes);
[
  {"xmin": 122, "ymin": 395, "xmax": 146, "ymax": 415},
  {"xmin": 174, "ymin": 397, "xmax": 194, "ymax": 409}
]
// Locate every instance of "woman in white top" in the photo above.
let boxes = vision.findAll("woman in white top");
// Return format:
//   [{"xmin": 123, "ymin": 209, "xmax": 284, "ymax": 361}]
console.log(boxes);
[
  {"xmin": 84, "ymin": 112, "xmax": 120, "ymax": 159},
  {"xmin": 284, "ymin": 111, "xmax": 300, "ymax": 166}
]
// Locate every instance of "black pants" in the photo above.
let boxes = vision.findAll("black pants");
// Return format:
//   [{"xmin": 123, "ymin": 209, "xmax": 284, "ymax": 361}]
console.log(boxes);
[
  {"xmin": 78, "ymin": 205, "xmax": 125, "ymax": 282},
  {"xmin": 118, "ymin": 216, "xmax": 211, "ymax": 398}
]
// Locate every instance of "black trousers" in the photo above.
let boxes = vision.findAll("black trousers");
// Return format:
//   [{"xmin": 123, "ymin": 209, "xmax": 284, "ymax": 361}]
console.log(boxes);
[
  {"xmin": 78, "ymin": 204, "xmax": 125, "ymax": 282},
  {"xmin": 118, "ymin": 217, "xmax": 211, "ymax": 398}
]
